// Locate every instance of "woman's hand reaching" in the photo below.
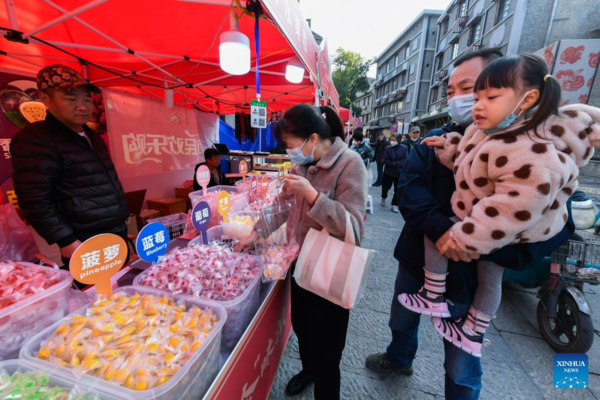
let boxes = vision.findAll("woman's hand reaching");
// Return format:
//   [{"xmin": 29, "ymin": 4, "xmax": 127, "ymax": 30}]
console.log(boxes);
[{"xmin": 421, "ymin": 136, "xmax": 446, "ymax": 148}]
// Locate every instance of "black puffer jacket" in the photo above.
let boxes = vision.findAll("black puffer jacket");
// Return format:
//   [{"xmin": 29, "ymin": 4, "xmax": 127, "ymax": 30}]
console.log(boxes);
[{"xmin": 11, "ymin": 113, "xmax": 129, "ymax": 247}]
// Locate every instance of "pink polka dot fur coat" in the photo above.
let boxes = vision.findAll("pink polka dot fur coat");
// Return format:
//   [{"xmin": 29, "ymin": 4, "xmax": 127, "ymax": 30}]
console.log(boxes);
[{"xmin": 436, "ymin": 104, "xmax": 600, "ymax": 255}]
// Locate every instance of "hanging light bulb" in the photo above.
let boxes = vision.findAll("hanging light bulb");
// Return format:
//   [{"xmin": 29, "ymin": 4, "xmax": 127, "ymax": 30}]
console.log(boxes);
[
  {"xmin": 219, "ymin": 12, "xmax": 251, "ymax": 75},
  {"xmin": 285, "ymin": 57, "xmax": 305, "ymax": 83}
]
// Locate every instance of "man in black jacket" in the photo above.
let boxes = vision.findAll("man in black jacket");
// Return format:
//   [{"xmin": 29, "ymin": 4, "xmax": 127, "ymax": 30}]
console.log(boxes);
[
  {"xmin": 11, "ymin": 65, "xmax": 129, "ymax": 269},
  {"xmin": 401, "ymin": 126, "xmax": 421, "ymax": 153},
  {"xmin": 193, "ymin": 148, "xmax": 225, "ymax": 191},
  {"xmin": 372, "ymin": 132, "xmax": 390, "ymax": 187}
]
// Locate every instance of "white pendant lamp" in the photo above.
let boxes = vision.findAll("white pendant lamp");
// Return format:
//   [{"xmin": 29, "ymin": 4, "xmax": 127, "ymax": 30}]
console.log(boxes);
[
  {"xmin": 219, "ymin": 14, "xmax": 251, "ymax": 75},
  {"xmin": 285, "ymin": 57, "xmax": 305, "ymax": 83}
]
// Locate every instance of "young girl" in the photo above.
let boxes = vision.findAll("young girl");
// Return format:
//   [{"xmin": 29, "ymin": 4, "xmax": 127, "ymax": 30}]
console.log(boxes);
[{"xmin": 398, "ymin": 54, "xmax": 600, "ymax": 357}]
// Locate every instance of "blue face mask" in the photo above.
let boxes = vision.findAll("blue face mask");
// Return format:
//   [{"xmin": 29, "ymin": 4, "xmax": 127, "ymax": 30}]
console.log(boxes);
[
  {"xmin": 483, "ymin": 91, "xmax": 530, "ymax": 134},
  {"xmin": 286, "ymin": 137, "xmax": 315, "ymax": 165}
]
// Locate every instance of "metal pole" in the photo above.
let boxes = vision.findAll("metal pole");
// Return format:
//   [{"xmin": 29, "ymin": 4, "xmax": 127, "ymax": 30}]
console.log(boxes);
[{"xmin": 4, "ymin": 0, "xmax": 18, "ymax": 30}]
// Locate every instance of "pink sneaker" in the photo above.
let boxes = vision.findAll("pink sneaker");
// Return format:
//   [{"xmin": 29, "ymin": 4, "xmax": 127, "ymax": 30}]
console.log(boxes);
[
  {"xmin": 398, "ymin": 287, "xmax": 451, "ymax": 318},
  {"xmin": 431, "ymin": 317, "xmax": 490, "ymax": 358}
]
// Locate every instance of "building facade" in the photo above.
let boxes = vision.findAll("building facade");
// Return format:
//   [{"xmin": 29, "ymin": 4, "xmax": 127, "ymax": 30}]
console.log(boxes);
[
  {"xmin": 355, "ymin": 79, "xmax": 374, "ymax": 130},
  {"xmin": 371, "ymin": 10, "xmax": 443, "ymax": 134},
  {"xmin": 421, "ymin": 0, "xmax": 599, "ymax": 129}
]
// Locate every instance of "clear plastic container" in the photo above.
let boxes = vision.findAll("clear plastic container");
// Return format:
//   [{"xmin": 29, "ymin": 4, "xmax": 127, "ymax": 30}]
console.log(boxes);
[
  {"xmin": 219, "ymin": 210, "xmax": 260, "ymax": 241},
  {"xmin": 0, "ymin": 359, "xmax": 117, "ymax": 399},
  {"xmin": 234, "ymin": 175, "xmax": 279, "ymax": 195},
  {"xmin": 0, "ymin": 262, "xmax": 72, "ymax": 361},
  {"xmin": 132, "ymin": 245, "xmax": 261, "ymax": 353},
  {"xmin": 188, "ymin": 185, "xmax": 248, "ymax": 229},
  {"xmin": 20, "ymin": 286, "xmax": 226, "ymax": 400},
  {"xmin": 148, "ymin": 212, "xmax": 190, "ymax": 239}
]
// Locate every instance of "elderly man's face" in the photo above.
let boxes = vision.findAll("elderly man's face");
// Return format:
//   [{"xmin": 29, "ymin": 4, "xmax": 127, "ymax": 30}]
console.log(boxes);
[
  {"xmin": 42, "ymin": 87, "xmax": 93, "ymax": 131},
  {"xmin": 446, "ymin": 57, "xmax": 485, "ymax": 100},
  {"xmin": 410, "ymin": 131, "xmax": 420, "ymax": 140}
]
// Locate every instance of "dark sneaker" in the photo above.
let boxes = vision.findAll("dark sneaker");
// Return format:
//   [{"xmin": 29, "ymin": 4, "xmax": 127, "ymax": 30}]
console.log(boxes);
[
  {"xmin": 398, "ymin": 287, "xmax": 451, "ymax": 318},
  {"xmin": 365, "ymin": 352, "xmax": 414, "ymax": 375},
  {"xmin": 285, "ymin": 370, "xmax": 313, "ymax": 396},
  {"xmin": 431, "ymin": 317, "xmax": 491, "ymax": 358}
]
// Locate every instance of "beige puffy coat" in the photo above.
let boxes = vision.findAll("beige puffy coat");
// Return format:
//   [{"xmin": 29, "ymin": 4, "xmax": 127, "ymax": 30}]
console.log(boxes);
[{"xmin": 436, "ymin": 104, "xmax": 600, "ymax": 254}]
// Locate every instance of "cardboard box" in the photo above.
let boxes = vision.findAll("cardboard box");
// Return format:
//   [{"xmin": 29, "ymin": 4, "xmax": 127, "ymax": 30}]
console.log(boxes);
[
  {"xmin": 137, "ymin": 209, "xmax": 161, "ymax": 228},
  {"xmin": 147, "ymin": 197, "xmax": 187, "ymax": 216},
  {"xmin": 175, "ymin": 186, "xmax": 194, "ymax": 210}
]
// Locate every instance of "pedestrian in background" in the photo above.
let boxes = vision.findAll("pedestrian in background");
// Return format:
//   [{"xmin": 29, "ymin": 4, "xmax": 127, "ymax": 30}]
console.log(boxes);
[
  {"xmin": 351, "ymin": 131, "xmax": 374, "ymax": 169},
  {"xmin": 372, "ymin": 131, "xmax": 390, "ymax": 186},
  {"xmin": 402, "ymin": 126, "xmax": 421, "ymax": 153},
  {"xmin": 381, "ymin": 133, "xmax": 408, "ymax": 213}
]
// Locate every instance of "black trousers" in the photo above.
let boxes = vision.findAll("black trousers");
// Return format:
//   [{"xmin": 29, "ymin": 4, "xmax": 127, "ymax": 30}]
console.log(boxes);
[
  {"xmin": 381, "ymin": 174, "xmax": 399, "ymax": 206},
  {"xmin": 291, "ymin": 269, "xmax": 350, "ymax": 400}
]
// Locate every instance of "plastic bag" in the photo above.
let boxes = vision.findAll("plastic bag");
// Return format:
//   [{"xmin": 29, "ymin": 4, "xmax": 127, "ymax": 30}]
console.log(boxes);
[
  {"xmin": 0, "ymin": 204, "xmax": 38, "ymax": 262},
  {"xmin": 254, "ymin": 197, "xmax": 300, "ymax": 282}
]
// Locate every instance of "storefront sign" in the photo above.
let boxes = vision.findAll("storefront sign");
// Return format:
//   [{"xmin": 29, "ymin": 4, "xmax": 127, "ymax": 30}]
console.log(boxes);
[
  {"xmin": 240, "ymin": 160, "xmax": 248, "ymax": 183},
  {"xmin": 217, "ymin": 191, "xmax": 231, "ymax": 223},
  {"xmin": 70, "ymin": 234, "xmax": 128, "ymax": 296},
  {"xmin": 251, "ymin": 100, "xmax": 267, "ymax": 129},
  {"xmin": 196, "ymin": 165, "xmax": 211, "ymax": 195},
  {"xmin": 136, "ymin": 222, "xmax": 169, "ymax": 263},
  {"xmin": 203, "ymin": 278, "xmax": 292, "ymax": 400},
  {"xmin": 192, "ymin": 200, "xmax": 211, "ymax": 244}
]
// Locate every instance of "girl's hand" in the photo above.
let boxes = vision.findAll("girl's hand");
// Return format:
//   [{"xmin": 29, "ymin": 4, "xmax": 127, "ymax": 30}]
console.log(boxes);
[
  {"xmin": 234, "ymin": 230, "xmax": 258, "ymax": 253},
  {"xmin": 421, "ymin": 136, "xmax": 446, "ymax": 148},
  {"xmin": 284, "ymin": 174, "xmax": 318, "ymax": 203},
  {"xmin": 440, "ymin": 238, "xmax": 462, "ymax": 257}
]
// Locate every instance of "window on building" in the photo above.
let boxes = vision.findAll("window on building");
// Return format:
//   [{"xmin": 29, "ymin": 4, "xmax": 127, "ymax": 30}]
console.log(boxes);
[
  {"xmin": 431, "ymin": 87, "xmax": 439, "ymax": 103},
  {"xmin": 409, "ymin": 64, "xmax": 415, "ymax": 75},
  {"xmin": 396, "ymin": 53, "xmax": 400, "ymax": 66},
  {"xmin": 496, "ymin": 0, "xmax": 511, "ymax": 24},
  {"xmin": 405, "ymin": 46, "xmax": 410, "ymax": 60},
  {"xmin": 406, "ymin": 92, "xmax": 412, "ymax": 103},
  {"xmin": 459, "ymin": 1, "xmax": 468, "ymax": 17},
  {"xmin": 396, "ymin": 101, "xmax": 403, "ymax": 113},
  {"xmin": 452, "ymin": 43, "xmax": 459, "ymax": 60},
  {"xmin": 441, "ymin": 19, "xmax": 448, "ymax": 36},
  {"xmin": 390, "ymin": 104, "xmax": 394, "ymax": 115},
  {"xmin": 469, "ymin": 21, "xmax": 482, "ymax": 45}
]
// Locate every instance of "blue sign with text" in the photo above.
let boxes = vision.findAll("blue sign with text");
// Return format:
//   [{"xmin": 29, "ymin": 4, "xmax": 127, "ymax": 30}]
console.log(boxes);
[
  {"xmin": 192, "ymin": 201, "xmax": 211, "ymax": 244},
  {"xmin": 554, "ymin": 353, "xmax": 588, "ymax": 389},
  {"xmin": 136, "ymin": 222, "xmax": 170, "ymax": 263}
]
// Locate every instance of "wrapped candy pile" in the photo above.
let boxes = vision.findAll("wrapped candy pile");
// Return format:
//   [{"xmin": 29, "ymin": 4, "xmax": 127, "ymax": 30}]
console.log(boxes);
[
  {"xmin": 0, "ymin": 262, "xmax": 62, "ymax": 310},
  {"xmin": 138, "ymin": 245, "xmax": 260, "ymax": 301},
  {"xmin": 247, "ymin": 192, "xmax": 277, "ymax": 212},
  {"xmin": 262, "ymin": 244, "xmax": 300, "ymax": 282},
  {"xmin": 0, "ymin": 369, "xmax": 99, "ymax": 400},
  {"xmin": 221, "ymin": 215, "xmax": 257, "ymax": 240},
  {"xmin": 37, "ymin": 292, "xmax": 219, "ymax": 391}
]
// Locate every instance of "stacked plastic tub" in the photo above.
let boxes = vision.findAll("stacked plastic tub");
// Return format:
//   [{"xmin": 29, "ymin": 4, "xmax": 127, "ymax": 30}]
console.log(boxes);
[
  {"xmin": 0, "ymin": 262, "xmax": 72, "ymax": 360},
  {"xmin": 133, "ymin": 235, "xmax": 261, "ymax": 353},
  {"xmin": 20, "ymin": 286, "xmax": 226, "ymax": 400}
]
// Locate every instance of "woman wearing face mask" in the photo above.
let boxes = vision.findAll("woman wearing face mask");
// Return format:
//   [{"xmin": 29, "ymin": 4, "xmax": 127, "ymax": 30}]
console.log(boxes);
[
  {"xmin": 381, "ymin": 133, "xmax": 409, "ymax": 213},
  {"xmin": 274, "ymin": 103, "xmax": 367, "ymax": 399},
  {"xmin": 350, "ymin": 131, "xmax": 374, "ymax": 169}
]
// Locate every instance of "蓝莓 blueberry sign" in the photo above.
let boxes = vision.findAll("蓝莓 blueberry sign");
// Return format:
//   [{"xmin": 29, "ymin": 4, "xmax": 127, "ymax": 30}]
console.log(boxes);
[
  {"xmin": 136, "ymin": 222, "xmax": 169, "ymax": 263},
  {"xmin": 554, "ymin": 353, "xmax": 588, "ymax": 389}
]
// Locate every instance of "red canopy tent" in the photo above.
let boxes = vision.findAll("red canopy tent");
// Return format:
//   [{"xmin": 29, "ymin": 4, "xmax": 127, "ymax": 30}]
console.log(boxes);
[{"xmin": 0, "ymin": 0, "xmax": 339, "ymax": 114}]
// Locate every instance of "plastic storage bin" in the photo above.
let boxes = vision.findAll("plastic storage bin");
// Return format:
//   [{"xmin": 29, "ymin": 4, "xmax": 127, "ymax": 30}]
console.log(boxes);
[
  {"xmin": 0, "ymin": 359, "xmax": 118, "ymax": 399},
  {"xmin": 148, "ymin": 212, "xmax": 189, "ymax": 239},
  {"xmin": 235, "ymin": 175, "xmax": 279, "ymax": 195},
  {"xmin": 188, "ymin": 185, "xmax": 248, "ymax": 229},
  {"xmin": 133, "ymin": 244, "xmax": 261, "ymax": 352},
  {"xmin": 0, "ymin": 262, "xmax": 72, "ymax": 361},
  {"xmin": 20, "ymin": 286, "xmax": 226, "ymax": 400}
]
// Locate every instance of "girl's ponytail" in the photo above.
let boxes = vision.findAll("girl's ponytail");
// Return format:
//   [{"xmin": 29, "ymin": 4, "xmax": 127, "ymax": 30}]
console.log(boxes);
[
  {"xmin": 320, "ymin": 105, "xmax": 345, "ymax": 142},
  {"xmin": 521, "ymin": 67, "xmax": 561, "ymax": 137}
]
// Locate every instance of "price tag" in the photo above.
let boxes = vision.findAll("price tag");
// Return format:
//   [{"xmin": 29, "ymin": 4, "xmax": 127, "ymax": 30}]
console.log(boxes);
[
  {"xmin": 196, "ymin": 165, "xmax": 211, "ymax": 196},
  {"xmin": 250, "ymin": 99, "xmax": 268, "ymax": 129},
  {"xmin": 136, "ymin": 222, "xmax": 169, "ymax": 263},
  {"xmin": 70, "ymin": 234, "xmax": 128, "ymax": 296},
  {"xmin": 260, "ymin": 175, "xmax": 269, "ymax": 197},
  {"xmin": 250, "ymin": 176, "xmax": 258, "ymax": 193},
  {"xmin": 240, "ymin": 160, "xmax": 248, "ymax": 184},
  {"xmin": 217, "ymin": 191, "xmax": 230, "ymax": 223},
  {"xmin": 192, "ymin": 200, "xmax": 211, "ymax": 244}
]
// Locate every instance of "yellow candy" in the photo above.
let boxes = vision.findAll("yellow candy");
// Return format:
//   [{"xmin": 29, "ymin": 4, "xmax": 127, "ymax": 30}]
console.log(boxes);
[
  {"xmin": 91, "ymin": 329, "xmax": 103, "ymax": 337},
  {"xmin": 71, "ymin": 356, "xmax": 80, "ymax": 367},
  {"xmin": 55, "ymin": 344, "xmax": 65, "ymax": 358},
  {"xmin": 168, "ymin": 337, "xmax": 180, "ymax": 348},
  {"xmin": 125, "ymin": 375, "xmax": 134, "ymax": 389},
  {"xmin": 188, "ymin": 320, "xmax": 198, "ymax": 329},
  {"xmin": 105, "ymin": 367, "xmax": 117, "ymax": 381},
  {"xmin": 135, "ymin": 380, "xmax": 149, "ymax": 391},
  {"xmin": 156, "ymin": 376, "xmax": 170, "ymax": 386},
  {"xmin": 146, "ymin": 343, "xmax": 159, "ymax": 352},
  {"xmin": 38, "ymin": 347, "xmax": 51, "ymax": 360},
  {"xmin": 164, "ymin": 353, "xmax": 175, "ymax": 363},
  {"xmin": 83, "ymin": 358, "xmax": 100, "ymax": 371},
  {"xmin": 114, "ymin": 368, "xmax": 130, "ymax": 383},
  {"xmin": 191, "ymin": 342, "xmax": 202, "ymax": 352},
  {"xmin": 136, "ymin": 368, "xmax": 149, "ymax": 377},
  {"xmin": 173, "ymin": 313, "xmax": 183, "ymax": 321},
  {"xmin": 54, "ymin": 324, "xmax": 68, "ymax": 335},
  {"xmin": 169, "ymin": 324, "xmax": 178, "ymax": 333}
]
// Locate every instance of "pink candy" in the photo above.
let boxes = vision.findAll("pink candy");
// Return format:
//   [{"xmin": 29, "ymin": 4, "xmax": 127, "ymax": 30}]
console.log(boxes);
[
  {"xmin": 0, "ymin": 262, "xmax": 62, "ymax": 310},
  {"xmin": 262, "ymin": 244, "xmax": 300, "ymax": 282},
  {"xmin": 247, "ymin": 192, "xmax": 277, "ymax": 212},
  {"xmin": 139, "ymin": 245, "xmax": 260, "ymax": 301}
]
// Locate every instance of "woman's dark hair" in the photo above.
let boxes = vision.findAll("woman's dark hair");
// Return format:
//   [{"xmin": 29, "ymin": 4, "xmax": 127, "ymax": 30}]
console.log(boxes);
[
  {"xmin": 474, "ymin": 54, "xmax": 561, "ymax": 138},
  {"xmin": 352, "ymin": 131, "xmax": 364, "ymax": 142},
  {"xmin": 274, "ymin": 103, "xmax": 345, "ymax": 144}
]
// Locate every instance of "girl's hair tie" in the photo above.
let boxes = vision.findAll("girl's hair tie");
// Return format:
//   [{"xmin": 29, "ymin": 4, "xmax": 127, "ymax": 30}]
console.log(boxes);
[{"xmin": 544, "ymin": 74, "xmax": 552, "ymax": 82}]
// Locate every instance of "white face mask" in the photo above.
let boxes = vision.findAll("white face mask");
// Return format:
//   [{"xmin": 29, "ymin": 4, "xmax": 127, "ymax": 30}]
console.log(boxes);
[
  {"xmin": 390, "ymin": 141, "xmax": 399, "ymax": 146},
  {"xmin": 448, "ymin": 93, "xmax": 476, "ymax": 126}
]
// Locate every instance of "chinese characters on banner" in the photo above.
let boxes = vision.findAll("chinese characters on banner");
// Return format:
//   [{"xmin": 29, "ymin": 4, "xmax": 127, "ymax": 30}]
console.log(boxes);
[
  {"xmin": 69, "ymin": 233, "xmax": 128, "ymax": 296},
  {"xmin": 136, "ymin": 222, "xmax": 170, "ymax": 263},
  {"xmin": 104, "ymin": 89, "xmax": 218, "ymax": 179}
]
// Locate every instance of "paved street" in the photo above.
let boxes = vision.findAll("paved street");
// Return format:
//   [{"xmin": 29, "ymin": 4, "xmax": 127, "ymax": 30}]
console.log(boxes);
[{"xmin": 270, "ymin": 184, "xmax": 600, "ymax": 400}]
